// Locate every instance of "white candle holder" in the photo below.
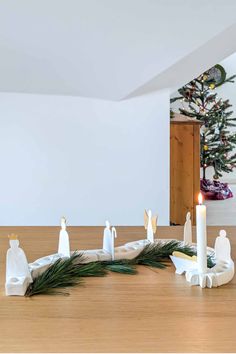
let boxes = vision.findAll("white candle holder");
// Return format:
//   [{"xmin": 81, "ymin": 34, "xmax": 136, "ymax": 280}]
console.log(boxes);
[
  {"xmin": 171, "ymin": 230, "xmax": 235, "ymax": 288},
  {"xmin": 5, "ymin": 215, "xmax": 235, "ymax": 296}
]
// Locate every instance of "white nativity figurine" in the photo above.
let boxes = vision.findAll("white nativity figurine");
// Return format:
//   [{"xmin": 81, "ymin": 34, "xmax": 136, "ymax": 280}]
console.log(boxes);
[
  {"xmin": 144, "ymin": 209, "xmax": 157, "ymax": 243},
  {"xmin": 58, "ymin": 216, "xmax": 70, "ymax": 258},
  {"xmin": 211, "ymin": 229, "xmax": 235, "ymax": 287},
  {"xmin": 183, "ymin": 211, "xmax": 192, "ymax": 244},
  {"xmin": 103, "ymin": 221, "xmax": 117, "ymax": 260},
  {"xmin": 103, "ymin": 220, "xmax": 112, "ymax": 253},
  {"xmin": 215, "ymin": 229, "xmax": 231, "ymax": 262},
  {"xmin": 170, "ymin": 251, "xmax": 197, "ymax": 275},
  {"xmin": 184, "ymin": 230, "xmax": 235, "ymax": 288},
  {"xmin": 5, "ymin": 234, "xmax": 32, "ymax": 296}
]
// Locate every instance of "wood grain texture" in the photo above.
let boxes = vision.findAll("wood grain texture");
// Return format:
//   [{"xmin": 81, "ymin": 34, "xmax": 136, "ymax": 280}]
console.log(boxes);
[
  {"xmin": 171, "ymin": 114, "xmax": 203, "ymax": 125},
  {"xmin": 0, "ymin": 226, "xmax": 235, "ymax": 353},
  {"xmin": 170, "ymin": 120, "xmax": 201, "ymax": 225}
]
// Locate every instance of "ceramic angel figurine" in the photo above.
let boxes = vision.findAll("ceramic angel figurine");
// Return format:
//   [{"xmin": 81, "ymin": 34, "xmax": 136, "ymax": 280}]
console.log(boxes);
[
  {"xmin": 103, "ymin": 221, "xmax": 117, "ymax": 260},
  {"xmin": 183, "ymin": 212, "xmax": 192, "ymax": 244},
  {"xmin": 144, "ymin": 209, "xmax": 157, "ymax": 243},
  {"xmin": 58, "ymin": 216, "xmax": 70, "ymax": 258},
  {"xmin": 5, "ymin": 234, "xmax": 32, "ymax": 296}
]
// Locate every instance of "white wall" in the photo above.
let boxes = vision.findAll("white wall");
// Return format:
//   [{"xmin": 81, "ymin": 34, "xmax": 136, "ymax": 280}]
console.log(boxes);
[{"xmin": 0, "ymin": 91, "xmax": 170, "ymax": 226}]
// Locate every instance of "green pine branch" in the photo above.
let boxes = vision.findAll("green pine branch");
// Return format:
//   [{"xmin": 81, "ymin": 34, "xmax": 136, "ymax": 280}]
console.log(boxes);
[
  {"xmin": 25, "ymin": 241, "xmax": 216, "ymax": 297},
  {"xmin": 25, "ymin": 253, "xmax": 107, "ymax": 297}
]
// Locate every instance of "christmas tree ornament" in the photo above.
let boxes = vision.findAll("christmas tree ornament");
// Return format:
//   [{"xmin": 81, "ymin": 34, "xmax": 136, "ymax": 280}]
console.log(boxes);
[{"xmin": 207, "ymin": 64, "xmax": 227, "ymax": 87}]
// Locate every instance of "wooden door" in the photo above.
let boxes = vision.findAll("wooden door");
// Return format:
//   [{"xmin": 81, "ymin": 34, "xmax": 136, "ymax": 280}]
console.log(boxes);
[{"xmin": 170, "ymin": 116, "xmax": 201, "ymax": 225}]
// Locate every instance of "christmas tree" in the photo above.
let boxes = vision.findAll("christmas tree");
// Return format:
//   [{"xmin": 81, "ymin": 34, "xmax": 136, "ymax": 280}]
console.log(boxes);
[{"xmin": 171, "ymin": 65, "xmax": 236, "ymax": 183}]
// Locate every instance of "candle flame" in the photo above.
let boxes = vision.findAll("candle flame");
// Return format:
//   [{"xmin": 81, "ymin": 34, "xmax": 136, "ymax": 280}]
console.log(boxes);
[{"xmin": 198, "ymin": 192, "xmax": 203, "ymax": 205}]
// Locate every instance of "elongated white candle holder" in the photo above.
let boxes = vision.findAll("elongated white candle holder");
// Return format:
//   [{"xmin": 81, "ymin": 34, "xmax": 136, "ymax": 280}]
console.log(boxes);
[{"xmin": 8, "ymin": 212, "xmax": 234, "ymax": 296}]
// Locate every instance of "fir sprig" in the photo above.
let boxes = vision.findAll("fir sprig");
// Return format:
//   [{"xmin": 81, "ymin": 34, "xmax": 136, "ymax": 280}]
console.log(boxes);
[
  {"xmin": 76, "ymin": 261, "xmax": 108, "ymax": 277},
  {"xmin": 104, "ymin": 262, "xmax": 137, "ymax": 274},
  {"xmin": 25, "ymin": 252, "xmax": 106, "ymax": 297},
  {"xmin": 25, "ymin": 241, "xmax": 215, "ymax": 297},
  {"xmin": 103, "ymin": 241, "xmax": 215, "ymax": 272},
  {"xmin": 133, "ymin": 241, "xmax": 215, "ymax": 268}
]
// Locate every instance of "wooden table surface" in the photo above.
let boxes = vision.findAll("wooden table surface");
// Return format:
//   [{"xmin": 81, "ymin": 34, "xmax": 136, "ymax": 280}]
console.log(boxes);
[{"xmin": 0, "ymin": 226, "xmax": 235, "ymax": 353}]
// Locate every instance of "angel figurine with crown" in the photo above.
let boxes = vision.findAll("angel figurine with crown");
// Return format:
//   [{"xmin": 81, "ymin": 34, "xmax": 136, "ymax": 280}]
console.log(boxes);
[
  {"xmin": 5, "ymin": 234, "xmax": 32, "ymax": 296},
  {"xmin": 144, "ymin": 209, "xmax": 158, "ymax": 243}
]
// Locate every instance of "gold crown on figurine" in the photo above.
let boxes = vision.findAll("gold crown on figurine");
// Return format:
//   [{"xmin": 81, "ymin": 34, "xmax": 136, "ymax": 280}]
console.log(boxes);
[{"xmin": 8, "ymin": 233, "xmax": 18, "ymax": 240}]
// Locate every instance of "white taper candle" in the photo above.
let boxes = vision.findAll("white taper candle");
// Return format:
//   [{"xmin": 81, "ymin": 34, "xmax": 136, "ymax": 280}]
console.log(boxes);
[{"xmin": 196, "ymin": 193, "xmax": 207, "ymax": 274}]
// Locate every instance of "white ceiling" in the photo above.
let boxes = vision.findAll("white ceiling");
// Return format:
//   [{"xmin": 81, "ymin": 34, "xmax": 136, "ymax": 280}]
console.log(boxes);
[
  {"xmin": 127, "ymin": 23, "xmax": 236, "ymax": 98},
  {"xmin": 1, "ymin": 0, "xmax": 236, "ymax": 100}
]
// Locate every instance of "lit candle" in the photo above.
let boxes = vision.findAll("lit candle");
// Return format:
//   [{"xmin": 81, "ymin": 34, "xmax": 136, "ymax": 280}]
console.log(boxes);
[{"xmin": 196, "ymin": 192, "xmax": 207, "ymax": 274}]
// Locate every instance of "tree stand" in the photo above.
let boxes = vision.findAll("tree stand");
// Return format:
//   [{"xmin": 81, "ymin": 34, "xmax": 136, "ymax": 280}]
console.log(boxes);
[{"xmin": 200, "ymin": 178, "xmax": 233, "ymax": 200}]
